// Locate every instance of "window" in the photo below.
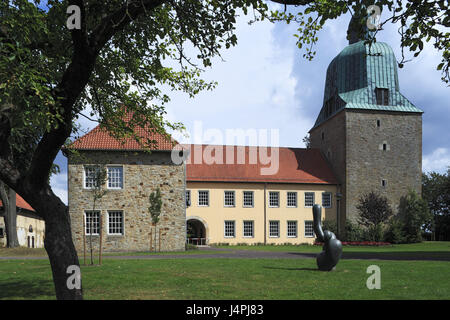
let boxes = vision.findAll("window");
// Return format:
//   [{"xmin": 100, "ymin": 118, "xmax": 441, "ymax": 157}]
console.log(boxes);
[
  {"xmin": 287, "ymin": 192, "xmax": 297, "ymax": 207},
  {"xmin": 287, "ymin": 221, "xmax": 298, "ymax": 238},
  {"xmin": 376, "ymin": 119, "xmax": 381, "ymax": 127},
  {"xmin": 243, "ymin": 191, "xmax": 254, "ymax": 207},
  {"xmin": 243, "ymin": 221, "xmax": 254, "ymax": 238},
  {"xmin": 269, "ymin": 191, "xmax": 280, "ymax": 207},
  {"xmin": 186, "ymin": 190, "xmax": 191, "ymax": 207},
  {"xmin": 305, "ymin": 192, "xmax": 315, "ymax": 207},
  {"xmin": 305, "ymin": 221, "xmax": 314, "ymax": 238},
  {"xmin": 321, "ymin": 132, "xmax": 325, "ymax": 140},
  {"xmin": 382, "ymin": 179, "xmax": 387, "ymax": 187},
  {"xmin": 108, "ymin": 211, "xmax": 124, "ymax": 235},
  {"xmin": 198, "ymin": 190, "xmax": 209, "ymax": 206},
  {"xmin": 0, "ymin": 227, "xmax": 4, "ymax": 238},
  {"xmin": 322, "ymin": 192, "xmax": 332, "ymax": 208},
  {"xmin": 375, "ymin": 88, "xmax": 389, "ymax": 105},
  {"xmin": 84, "ymin": 166, "xmax": 100, "ymax": 189},
  {"xmin": 224, "ymin": 191, "xmax": 235, "ymax": 207},
  {"xmin": 85, "ymin": 211, "xmax": 100, "ymax": 235},
  {"xmin": 383, "ymin": 143, "xmax": 387, "ymax": 151},
  {"xmin": 224, "ymin": 221, "xmax": 235, "ymax": 238},
  {"xmin": 269, "ymin": 221, "xmax": 280, "ymax": 237},
  {"xmin": 107, "ymin": 166, "xmax": 123, "ymax": 189}
]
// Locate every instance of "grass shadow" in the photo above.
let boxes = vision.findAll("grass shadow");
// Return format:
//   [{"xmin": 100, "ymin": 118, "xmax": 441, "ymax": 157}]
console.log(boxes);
[
  {"xmin": 263, "ymin": 266, "xmax": 321, "ymax": 272},
  {"xmin": 0, "ymin": 279, "xmax": 54, "ymax": 300},
  {"xmin": 341, "ymin": 251, "xmax": 450, "ymax": 261},
  {"xmin": 287, "ymin": 251, "xmax": 450, "ymax": 261}
]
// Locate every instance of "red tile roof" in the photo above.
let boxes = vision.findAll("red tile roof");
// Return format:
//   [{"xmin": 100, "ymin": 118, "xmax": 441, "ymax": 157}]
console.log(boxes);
[
  {"xmin": 68, "ymin": 113, "xmax": 176, "ymax": 151},
  {"xmin": 185, "ymin": 145, "xmax": 338, "ymax": 184},
  {"xmin": 0, "ymin": 194, "xmax": 35, "ymax": 212}
]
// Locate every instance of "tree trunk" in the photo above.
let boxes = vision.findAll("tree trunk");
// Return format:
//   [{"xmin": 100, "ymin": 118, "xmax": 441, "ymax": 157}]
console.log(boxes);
[
  {"xmin": 43, "ymin": 196, "xmax": 83, "ymax": 300},
  {"xmin": 0, "ymin": 181, "xmax": 19, "ymax": 248}
]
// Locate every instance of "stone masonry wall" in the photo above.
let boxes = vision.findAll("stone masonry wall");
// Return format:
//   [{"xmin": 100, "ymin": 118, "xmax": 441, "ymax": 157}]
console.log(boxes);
[
  {"xmin": 345, "ymin": 110, "xmax": 422, "ymax": 221},
  {"xmin": 310, "ymin": 110, "xmax": 347, "ymax": 232},
  {"xmin": 68, "ymin": 151, "xmax": 186, "ymax": 253},
  {"xmin": 310, "ymin": 109, "xmax": 422, "ymax": 226}
]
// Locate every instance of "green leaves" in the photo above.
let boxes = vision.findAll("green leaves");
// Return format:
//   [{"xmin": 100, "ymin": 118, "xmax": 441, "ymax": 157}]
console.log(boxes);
[{"xmin": 267, "ymin": 0, "xmax": 449, "ymax": 84}]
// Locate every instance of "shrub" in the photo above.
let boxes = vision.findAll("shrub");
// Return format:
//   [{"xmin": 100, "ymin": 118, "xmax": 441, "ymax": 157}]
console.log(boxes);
[
  {"xmin": 322, "ymin": 220, "xmax": 338, "ymax": 235},
  {"xmin": 383, "ymin": 217, "xmax": 406, "ymax": 244},
  {"xmin": 343, "ymin": 220, "xmax": 364, "ymax": 241},
  {"xmin": 398, "ymin": 190, "xmax": 433, "ymax": 243},
  {"xmin": 362, "ymin": 224, "xmax": 385, "ymax": 242},
  {"xmin": 356, "ymin": 191, "xmax": 393, "ymax": 242}
]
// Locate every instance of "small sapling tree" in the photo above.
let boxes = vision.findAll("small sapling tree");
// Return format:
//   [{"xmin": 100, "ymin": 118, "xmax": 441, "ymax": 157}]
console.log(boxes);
[{"xmin": 148, "ymin": 187, "xmax": 162, "ymax": 252}]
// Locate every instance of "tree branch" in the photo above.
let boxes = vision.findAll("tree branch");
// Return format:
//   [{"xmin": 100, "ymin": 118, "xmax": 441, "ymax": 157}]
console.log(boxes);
[
  {"xmin": 89, "ymin": 0, "xmax": 167, "ymax": 54},
  {"xmin": 270, "ymin": 0, "xmax": 313, "ymax": 5}
]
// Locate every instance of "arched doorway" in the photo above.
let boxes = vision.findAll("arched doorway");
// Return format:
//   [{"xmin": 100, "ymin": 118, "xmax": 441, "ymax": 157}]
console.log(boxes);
[{"xmin": 186, "ymin": 218, "xmax": 207, "ymax": 246}]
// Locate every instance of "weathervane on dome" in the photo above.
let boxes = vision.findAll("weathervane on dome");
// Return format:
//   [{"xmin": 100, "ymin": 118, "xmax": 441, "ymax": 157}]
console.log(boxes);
[{"xmin": 347, "ymin": 4, "xmax": 382, "ymax": 45}]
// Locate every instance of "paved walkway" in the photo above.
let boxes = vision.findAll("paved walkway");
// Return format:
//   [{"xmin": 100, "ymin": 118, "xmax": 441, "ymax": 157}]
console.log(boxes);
[{"xmin": 1, "ymin": 247, "xmax": 449, "ymax": 261}]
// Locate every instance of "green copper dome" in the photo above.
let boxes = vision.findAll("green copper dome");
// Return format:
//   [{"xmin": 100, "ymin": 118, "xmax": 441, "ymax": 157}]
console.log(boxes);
[{"xmin": 313, "ymin": 40, "xmax": 423, "ymax": 128}]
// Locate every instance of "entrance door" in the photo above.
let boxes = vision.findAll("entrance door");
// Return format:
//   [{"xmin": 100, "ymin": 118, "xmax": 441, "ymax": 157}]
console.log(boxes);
[{"xmin": 186, "ymin": 219, "xmax": 207, "ymax": 245}]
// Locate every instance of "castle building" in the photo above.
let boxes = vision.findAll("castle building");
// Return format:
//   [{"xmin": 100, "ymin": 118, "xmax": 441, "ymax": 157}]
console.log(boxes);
[
  {"xmin": 65, "ymin": 121, "xmax": 186, "ymax": 253},
  {"xmin": 65, "ymin": 19, "xmax": 423, "ymax": 250},
  {"xmin": 0, "ymin": 193, "xmax": 45, "ymax": 248},
  {"xmin": 185, "ymin": 145, "xmax": 338, "ymax": 245},
  {"xmin": 309, "ymin": 21, "xmax": 423, "ymax": 233}
]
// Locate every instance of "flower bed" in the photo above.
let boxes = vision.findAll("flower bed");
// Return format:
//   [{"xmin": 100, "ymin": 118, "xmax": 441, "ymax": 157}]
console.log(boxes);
[{"xmin": 314, "ymin": 241, "xmax": 392, "ymax": 246}]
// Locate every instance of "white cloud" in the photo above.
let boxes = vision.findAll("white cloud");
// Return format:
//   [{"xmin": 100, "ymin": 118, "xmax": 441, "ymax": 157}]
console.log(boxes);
[
  {"xmin": 50, "ymin": 172, "xmax": 68, "ymax": 205},
  {"xmin": 165, "ymin": 13, "xmax": 312, "ymax": 148},
  {"xmin": 423, "ymin": 148, "xmax": 450, "ymax": 174}
]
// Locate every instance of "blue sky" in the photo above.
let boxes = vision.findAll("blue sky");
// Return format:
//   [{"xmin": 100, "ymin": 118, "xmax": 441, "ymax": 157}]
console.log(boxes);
[{"xmin": 51, "ymin": 4, "xmax": 450, "ymax": 204}]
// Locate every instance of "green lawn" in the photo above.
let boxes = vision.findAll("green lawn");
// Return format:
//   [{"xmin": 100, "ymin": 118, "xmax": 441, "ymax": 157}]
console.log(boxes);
[
  {"xmin": 1, "ymin": 257, "xmax": 449, "ymax": 300},
  {"xmin": 212, "ymin": 241, "xmax": 450, "ymax": 253},
  {"xmin": 1, "ymin": 242, "xmax": 449, "ymax": 300}
]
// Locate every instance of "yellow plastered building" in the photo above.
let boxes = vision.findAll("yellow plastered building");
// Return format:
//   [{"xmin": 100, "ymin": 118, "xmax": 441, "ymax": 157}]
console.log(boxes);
[{"xmin": 185, "ymin": 145, "xmax": 339, "ymax": 245}]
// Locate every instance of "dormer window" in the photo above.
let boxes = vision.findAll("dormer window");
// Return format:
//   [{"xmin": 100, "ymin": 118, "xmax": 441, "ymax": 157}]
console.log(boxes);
[{"xmin": 376, "ymin": 88, "xmax": 389, "ymax": 105}]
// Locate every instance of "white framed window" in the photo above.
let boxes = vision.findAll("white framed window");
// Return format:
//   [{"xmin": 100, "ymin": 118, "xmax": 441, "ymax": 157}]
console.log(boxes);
[
  {"xmin": 198, "ymin": 190, "xmax": 209, "ymax": 207},
  {"xmin": 243, "ymin": 191, "xmax": 254, "ymax": 208},
  {"xmin": 287, "ymin": 192, "xmax": 297, "ymax": 208},
  {"xmin": 224, "ymin": 221, "xmax": 235, "ymax": 238},
  {"xmin": 85, "ymin": 210, "xmax": 100, "ymax": 235},
  {"xmin": 0, "ymin": 227, "xmax": 4, "ymax": 238},
  {"xmin": 84, "ymin": 166, "xmax": 100, "ymax": 189},
  {"xmin": 224, "ymin": 191, "xmax": 235, "ymax": 207},
  {"xmin": 269, "ymin": 221, "xmax": 280, "ymax": 238},
  {"xmin": 322, "ymin": 192, "xmax": 332, "ymax": 208},
  {"xmin": 269, "ymin": 191, "xmax": 280, "ymax": 208},
  {"xmin": 305, "ymin": 192, "xmax": 315, "ymax": 208},
  {"xmin": 243, "ymin": 221, "xmax": 254, "ymax": 238},
  {"xmin": 287, "ymin": 221, "xmax": 297, "ymax": 238},
  {"xmin": 107, "ymin": 211, "xmax": 124, "ymax": 235},
  {"xmin": 305, "ymin": 220, "xmax": 314, "ymax": 238},
  {"xmin": 186, "ymin": 190, "xmax": 191, "ymax": 207},
  {"xmin": 107, "ymin": 166, "xmax": 123, "ymax": 189}
]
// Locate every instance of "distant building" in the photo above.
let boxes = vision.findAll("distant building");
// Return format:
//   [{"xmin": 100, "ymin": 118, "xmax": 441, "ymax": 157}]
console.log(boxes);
[
  {"xmin": 185, "ymin": 145, "xmax": 338, "ymax": 245},
  {"xmin": 0, "ymin": 193, "xmax": 45, "ymax": 248}
]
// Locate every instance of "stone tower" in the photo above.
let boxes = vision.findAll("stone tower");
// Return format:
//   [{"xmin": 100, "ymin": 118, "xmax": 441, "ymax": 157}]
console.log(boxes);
[{"xmin": 309, "ymin": 17, "xmax": 423, "ymax": 235}]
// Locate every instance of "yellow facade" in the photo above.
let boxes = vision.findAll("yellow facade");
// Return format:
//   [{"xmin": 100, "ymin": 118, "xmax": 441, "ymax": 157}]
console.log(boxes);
[
  {"xmin": 0, "ymin": 213, "xmax": 45, "ymax": 248},
  {"xmin": 186, "ymin": 182, "xmax": 338, "ymax": 245}
]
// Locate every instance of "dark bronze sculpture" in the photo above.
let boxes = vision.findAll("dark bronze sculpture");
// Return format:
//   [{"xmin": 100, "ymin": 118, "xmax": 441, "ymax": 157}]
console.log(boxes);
[{"xmin": 313, "ymin": 204, "xmax": 343, "ymax": 271}]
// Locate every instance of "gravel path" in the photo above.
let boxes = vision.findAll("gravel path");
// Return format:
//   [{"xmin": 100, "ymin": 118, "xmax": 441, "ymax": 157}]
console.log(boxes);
[{"xmin": 1, "ymin": 247, "xmax": 449, "ymax": 261}]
